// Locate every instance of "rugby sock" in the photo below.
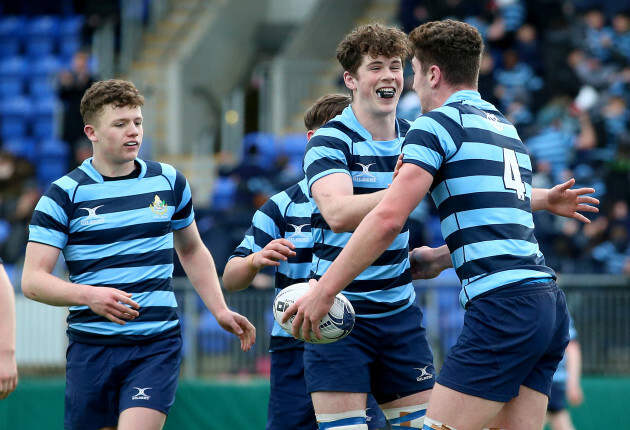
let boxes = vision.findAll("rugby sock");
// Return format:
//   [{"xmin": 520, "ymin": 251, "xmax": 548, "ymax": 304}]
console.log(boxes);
[
  {"xmin": 317, "ymin": 409, "xmax": 368, "ymax": 430},
  {"xmin": 423, "ymin": 417, "xmax": 459, "ymax": 430},
  {"xmin": 383, "ymin": 403, "xmax": 427, "ymax": 429}
]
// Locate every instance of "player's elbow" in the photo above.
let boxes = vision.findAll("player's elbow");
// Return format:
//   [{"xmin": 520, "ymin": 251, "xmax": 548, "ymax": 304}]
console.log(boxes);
[
  {"xmin": 21, "ymin": 274, "xmax": 38, "ymax": 301},
  {"xmin": 374, "ymin": 207, "xmax": 406, "ymax": 238},
  {"xmin": 328, "ymin": 218, "xmax": 352, "ymax": 233}
]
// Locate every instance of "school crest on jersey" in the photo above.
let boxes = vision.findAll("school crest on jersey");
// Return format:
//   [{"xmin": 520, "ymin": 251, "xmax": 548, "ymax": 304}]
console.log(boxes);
[{"xmin": 150, "ymin": 195, "xmax": 168, "ymax": 218}]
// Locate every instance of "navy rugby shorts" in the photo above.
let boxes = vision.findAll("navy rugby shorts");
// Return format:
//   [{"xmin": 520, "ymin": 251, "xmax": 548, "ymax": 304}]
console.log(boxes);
[
  {"xmin": 437, "ymin": 280, "xmax": 570, "ymax": 402},
  {"xmin": 64, "ymin": 335, "xmax": 182, "ymax": 430}
]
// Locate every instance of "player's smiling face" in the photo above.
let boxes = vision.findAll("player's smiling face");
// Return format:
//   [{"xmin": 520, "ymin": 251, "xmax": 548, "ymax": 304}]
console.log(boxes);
[
  {"xmin": 87, "ymin": 104, "xmax": 143, "ymax": 167},
  {"xmin": 345, "ymin": 54, "xmax": 403, "ymax": 116}
]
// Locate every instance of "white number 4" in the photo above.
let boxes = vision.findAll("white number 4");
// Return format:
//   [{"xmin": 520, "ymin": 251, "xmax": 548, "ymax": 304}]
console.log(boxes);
[{"xmin": 503, "ymin": 148, "xmax": 525, "ymax": 201}]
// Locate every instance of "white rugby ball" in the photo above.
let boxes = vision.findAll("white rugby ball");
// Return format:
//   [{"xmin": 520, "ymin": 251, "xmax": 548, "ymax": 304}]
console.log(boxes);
[{"xmin": 273, "ymin": 282, "xmax": 355, "ymax": 344}]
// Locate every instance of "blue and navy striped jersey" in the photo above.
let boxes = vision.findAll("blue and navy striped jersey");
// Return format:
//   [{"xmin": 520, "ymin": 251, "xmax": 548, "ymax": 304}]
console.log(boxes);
[
  {"xmin": 230, "ymin": 178, "xmax": 312, "ymax": 352},
  {"xmin": 28, "ymin": 158, "xmax": 194, "ymax": 345},
  {"xmin": 303, "ymin": 105, "xmax": 414, "ymax": 318},
  {"xmin": 402, "ymin": 90, "xmax": 555, "ymax": 308}
]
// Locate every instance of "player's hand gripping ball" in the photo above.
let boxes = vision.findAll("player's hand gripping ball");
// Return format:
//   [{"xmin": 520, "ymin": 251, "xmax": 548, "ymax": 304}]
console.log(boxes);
[{"xmin": 273, "ymin": 282, "xmax": 355, "ymax": 344}]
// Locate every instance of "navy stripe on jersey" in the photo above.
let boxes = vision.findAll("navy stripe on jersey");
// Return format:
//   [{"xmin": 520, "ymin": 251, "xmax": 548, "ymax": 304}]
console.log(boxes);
[
  {"xmin": 28, "ymin": 158, "xmax": 194, "ymax": 344},
  {"xmin": 68, "ymin": 306, "xmax": 177, "ymax": 324},
  {"xmin": 67, "ymin": 325, "xmax": 180, "ymax": 346},
  {"xmin": 229, "ymin": 179, "xmax": 313, "ymax": 351},
  {"xmin": 303, "ymin": 106, "xmax": 415, "ymax": 317},
  {"xmin": 402, "ymin": 91, "xmax": 554, "ymax": 303},
  {"xmin": 66, "ymin": 248, "xmax": 173, "ymax": 274}
]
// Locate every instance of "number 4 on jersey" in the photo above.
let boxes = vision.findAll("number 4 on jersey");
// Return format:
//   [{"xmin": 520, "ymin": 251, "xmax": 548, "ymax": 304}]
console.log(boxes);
[{"xmin": 503, "ymin": 148, "xmax": 525, "ymax": 201}]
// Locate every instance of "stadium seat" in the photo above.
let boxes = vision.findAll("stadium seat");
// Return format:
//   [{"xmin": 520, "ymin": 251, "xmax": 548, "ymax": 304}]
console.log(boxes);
[
  {"xmin": 26, "ymin": 16, "xmax": 60, "ymax": 39},
  {"xmin": 25, "ymin": 38, "xmax": 56, "ymax": 59},
  {"xmin": 31, "ymin": 55, "xmax": 62, "ymax": 79},
  {"xmin": 2, "ymin": 137, "xmax": 37, "ymax": 163},
  {"xmin": 0, "ymin": 17, "xmax": 25, "ymax": 53},
  {"xmin": 0, "ymin": 95, "xmax": 31, "ymax": 140},
  {"xmin": 0, "ymin": 56, "xmax": 27, "ymax": 96},
  {"xmin": 242, "ymin": 132, "xmax": 278, "ymax": 168},
  {"xmin": 27, "ymin": 75, "xmax": 56, "ymax": 97},
  {"xmin": 36, "ymin": 139, "xmax": 69, "ymax": 188},
  {"xmin": 31, "ymin": 96, "xmax": 59, "ymax": 139},
  {"xmin": 279, "ymin": 132, "xmax": 308, "ymax": 158}
]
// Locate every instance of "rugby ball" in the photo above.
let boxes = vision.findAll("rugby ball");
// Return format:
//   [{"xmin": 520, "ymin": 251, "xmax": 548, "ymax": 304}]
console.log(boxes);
[{"xmin": 273, "ymin": 282, "xmax": 355, "ymax": 344}]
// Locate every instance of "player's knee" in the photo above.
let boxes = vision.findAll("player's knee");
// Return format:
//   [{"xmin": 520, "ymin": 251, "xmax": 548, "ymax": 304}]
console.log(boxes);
[
  {"xmin": 423, "ymin": 417, "xmax": 459, "ymax": 430},
  {"xmin": 316, "ymin": 410, "xmax": 368, "ymax": 429},
  {"xmin": 383, "ymin": 403, "xmax": 427, "ymax": 429}
]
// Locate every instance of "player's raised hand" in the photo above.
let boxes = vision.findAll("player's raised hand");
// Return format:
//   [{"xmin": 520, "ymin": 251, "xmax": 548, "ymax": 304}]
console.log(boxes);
[
  {"xmin": 214, "ymin": 309, "xmax": 256, "ymax": 351},
  {"xmin": 0, "ymin": 350, "xmax": 17, "ymax": 400},
  {"xmin": 86, "ymin": 287, "xmax": 140, "ymax": 325},
  {"xmin": 251, "ymin": 239, "xmax": 296, "ymax": 269},
  {"xmin": 546, "ymin": 178, "xmax": 599, "ymax": 223}
]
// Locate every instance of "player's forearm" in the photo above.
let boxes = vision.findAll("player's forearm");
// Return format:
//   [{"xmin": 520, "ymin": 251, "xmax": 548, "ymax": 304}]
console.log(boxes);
[
  {"xmin": 530, "ymin": 188, "xmax": 548, "ymax": 212},
  {"xmin": 21, "ymin": 269, "xmax": 93, "ymax": 307},
  {"xmin": 565, "ymin": 341, "xmax": 582, "ymax": 384},
  {"xmin": 180, "ymin": 246, "xmax": 230, "ymax": 315},
  {"xmin": 318, "ymin": 189, "xmax": 386, "ymax": 232},
  {"xmin": 0, "ymin": 269, "xmax": 16, "ymax": 354},
  {"xmin": 222, "ymin": 256, "xmax": 258, "ymax": 292},
  {"xmin": 319, "ymin": 207, "xmax": 401, "ymax": 296}
]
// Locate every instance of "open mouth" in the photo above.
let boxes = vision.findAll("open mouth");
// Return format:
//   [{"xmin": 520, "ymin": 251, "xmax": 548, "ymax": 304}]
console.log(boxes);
[
  {"xmin": 124, "ymin": 142, "xmax": 138, "ymax": 147},
  {"xmin": 376, "ymin": 87, "xmax": 396, "ymax": 99}
]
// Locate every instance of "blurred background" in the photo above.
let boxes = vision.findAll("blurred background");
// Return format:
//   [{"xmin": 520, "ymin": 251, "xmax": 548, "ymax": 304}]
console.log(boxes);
[{"xmin": 0, "ymin": 0, "xmax": 628, "ymax": 428}]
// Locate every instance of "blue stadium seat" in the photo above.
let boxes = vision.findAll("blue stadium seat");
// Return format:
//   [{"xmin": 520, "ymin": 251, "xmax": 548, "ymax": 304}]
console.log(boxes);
[
  {"xmin": 242, "ymin": 132, "xmax": 278, "ymax": 168},
  {"xmin": 0, "ymin": 39, "xmax": 21, "ymax": 58},
  {"xmin": 36, "ymin": 139, "xmax": 69, "ymax": 189},
  {"xmin": 0, "ymin": 17, "xmax": 26, "ymax": 52},
  {"xmin": 2, "ymin": 137, "xmax": 37, "ymax": 163},
  {"xmin": 59, "ymin": 15, "xmax": 84, "ymax": 38},
  {"xmin": 25, "ymin": 38, "xmax": 56, "ymax": 59},
  {"xmin": 27, "ymin": 75, "xmax": 56, "ymax": 97},
  {"xmin": 0, "ymin": 95, "xmax": 31, "ymax": 140},
  {"xmin": 0, "ymin": 56, "xmax": 27, "ymax": 96},
  {"xmin": 279, "ymin": 132, "xmax": 308, "ymax": 158},
  {"xmin": 26, "ymin": 16, "xmax": 60, "ymax": 39},
  {"xmin": 31, "ymin": 55, "xmax": 62, "ymax": 79},
  {"xmin": 31, "ymin": 96, "xmax": 59, "ymax": 139}
]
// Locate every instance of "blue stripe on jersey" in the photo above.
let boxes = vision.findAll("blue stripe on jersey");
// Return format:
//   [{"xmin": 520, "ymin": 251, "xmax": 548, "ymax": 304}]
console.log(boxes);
[
  {"xmin": 230, "ymin": 179, "xmax": 312, "ymax": 351},
  {"xmin": 304, "ymin": 106, "xmax": 414, "ymax": 317},
  {"xmin": 28, "ymin": 158, "xmax": 192, "ymax": 344},
  {"xmin": 402, "ymin": 91, "xmax": 554, "ymax": 305}
]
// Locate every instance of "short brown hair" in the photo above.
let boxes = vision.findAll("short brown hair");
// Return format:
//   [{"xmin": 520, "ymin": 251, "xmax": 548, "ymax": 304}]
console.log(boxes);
[
  {"xmin": 304, "ymin": 93, "xmax": 352, "ymax": 131},
  {"xmin": 408, "ymin": 20, "xmax": 483, "ymax": 87},
  {"xmin": 80, "ymin": 79, "xmax": 145, "ymax": 125},
  {"xmin": 336, "ymin": 23, "xmax": 411, "ymax": 76}
]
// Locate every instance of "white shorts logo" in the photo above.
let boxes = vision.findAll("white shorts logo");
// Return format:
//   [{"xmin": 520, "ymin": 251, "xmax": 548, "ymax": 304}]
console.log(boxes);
[
  {"xmin": 415, "ymin": 366, "xmax": 433, "ymax": 382},
  {"xmin": 131, "ymin": 387, "xmax": 152, "ymax": 400}
]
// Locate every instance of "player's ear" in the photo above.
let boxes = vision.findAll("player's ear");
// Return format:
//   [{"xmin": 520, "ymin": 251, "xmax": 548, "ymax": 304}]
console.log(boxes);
[
  {"xmin": 306, "ymin": 130, "xmax": 315, "ymax": 141},
  {"xmin": 84, "ymin": 125, "xmax": 98, "ymax": 143},
  {"xmin": 343, "ymin": 71, "xmax": 357, "ymax": 91}
]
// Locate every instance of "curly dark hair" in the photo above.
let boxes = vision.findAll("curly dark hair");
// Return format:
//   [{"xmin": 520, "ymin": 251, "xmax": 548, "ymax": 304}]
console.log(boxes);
[
  {"xmin": 80, "ymin": 79, "xmax": 145, "ymax": 125},
  {"xmin": 336, "ymin": 22, "xmax": 411, "ymax": 76},
  {"xmin": 304, "ymin": 93, "xmax": 351, "ymax": 131},
  {"xmin": 408, "ymin": 19, "xmax": 484, "ymax": 87}
]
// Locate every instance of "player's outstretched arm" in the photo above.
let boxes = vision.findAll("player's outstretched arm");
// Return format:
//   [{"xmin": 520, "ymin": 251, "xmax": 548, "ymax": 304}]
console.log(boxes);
[
  {"xmin": 174, "ymin": 222, "xmax": 255, "ymax": 351},
  {"xmin": 409, "ymin": 245, "xmax": 452, "ymax": 280},
  {"xmin": 0, "ymin": 264, "xmax": 17, "ymax": 400},
  {"xmin": 21, "ymin": 242, "xmax": 140, "ymax": 325},
  {"xmin": 531, "ymin": 179, "xmax": 599, "ymax": 223},
  {"xmin": 223, "ymin": 239, "xmax": 296, "ymax": 292}
]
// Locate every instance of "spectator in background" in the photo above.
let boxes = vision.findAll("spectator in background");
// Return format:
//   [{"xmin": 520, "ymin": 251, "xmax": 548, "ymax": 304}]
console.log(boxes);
[
  {"xmin": 610, "ymin": 10, "xmax": 630, "ymax": 65},
  {"xmin": 580, "ymin": 7, "xmax": 615, "ymax": 63},
  {"xmin": 546, "ymin": 318, "xmax": 583, "ymax": 430},
  {"xmin": 0, "ymin": 151, "xmax": 39, "ymax": 265},
  {"xmin": 58, "ymin": 50, "xmax": 97, "ymax": 169},
  {"xmin": 0, "ymin": 261, "xmax": 17, "ymax": 400}
]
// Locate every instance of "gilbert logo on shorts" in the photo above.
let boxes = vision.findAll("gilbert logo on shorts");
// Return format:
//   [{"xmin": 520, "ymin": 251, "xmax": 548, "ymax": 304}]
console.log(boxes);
[
  {"xmin": 131, "ymin": 387, "xmax": 152, "ymax": 400},
  {"xmin": 150, "ymin": 195, "xmax": 168, "ymax": 219},
  {"xmin": 353, "ymin": 163, "xmax": 377, "ymax": 183},
  {"xmin": 287, "ymin": 224, "xmax": 309, "ymax": 243},
  {"xmin": 415, "ymin": 366, "xmax": 433, "ymax": 382},
  {"xmin": 79, "ymin": 205, "xmax": 105, "ymax": 226}
]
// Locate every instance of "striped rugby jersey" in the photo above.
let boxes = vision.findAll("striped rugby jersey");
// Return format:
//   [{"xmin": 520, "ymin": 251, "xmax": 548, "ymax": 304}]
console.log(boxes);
[
  {"xmin": 303, "ymin": 106, "xmax": 414, "ymax": 318},
  {"xmin": 230, "ymin": 178, "xmax": 311, "ymax": 352},
  {"xmin": 402, "ymin": 90, "xmax": 555, "ymax": 308},
  {"xmin": 28, "ymin": 158, "xmax": 194, "ymax": 345}
]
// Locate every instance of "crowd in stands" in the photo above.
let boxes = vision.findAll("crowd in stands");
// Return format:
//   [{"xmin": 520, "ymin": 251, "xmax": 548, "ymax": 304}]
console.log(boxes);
[
  {"xmin": 207, "ymin": 0, "xmax": 630, "ymax": 283},
  {"xmin": 1, "ymin": 0, "xmax": 630, "ymax": 286}
]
